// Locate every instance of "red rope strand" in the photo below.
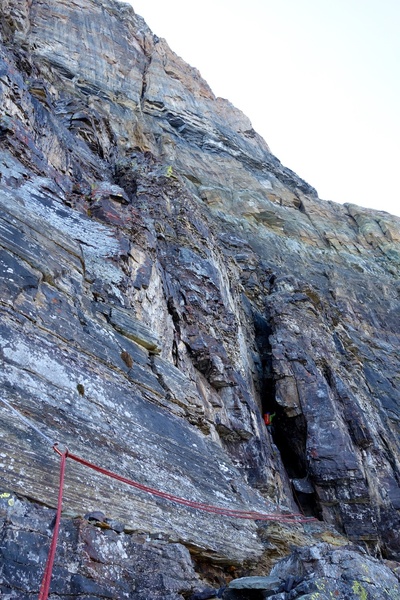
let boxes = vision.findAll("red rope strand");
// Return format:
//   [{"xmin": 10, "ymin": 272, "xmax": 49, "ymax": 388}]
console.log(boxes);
[
  {"xmin": 38, "ymin": 448, "xmax": 67, "ymax": 600},
  {"xmin": 38, "ymin": 445, "xmax": 317, "ymax": 599},
  {"xmin": 65, "ymin": 450, "xmax": 316, "ymax": 522}
]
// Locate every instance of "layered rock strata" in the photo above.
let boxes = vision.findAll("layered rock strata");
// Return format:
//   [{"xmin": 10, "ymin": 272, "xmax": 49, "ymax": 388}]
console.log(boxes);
[{"xmin": 0, "ymin": 0, "xmax": 400, "ymax": 597}]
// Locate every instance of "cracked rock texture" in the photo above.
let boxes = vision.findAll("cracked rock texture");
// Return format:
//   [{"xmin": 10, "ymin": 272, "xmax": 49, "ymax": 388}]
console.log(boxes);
[{"xmin": 0, "ymin": 0, "xmax": 400, "ymax": 598}]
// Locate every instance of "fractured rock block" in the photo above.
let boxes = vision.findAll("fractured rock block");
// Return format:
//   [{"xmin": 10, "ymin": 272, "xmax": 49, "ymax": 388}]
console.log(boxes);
[{"xmin": 109, "ymin": 305, "xmax": 161, "ymax": 353}]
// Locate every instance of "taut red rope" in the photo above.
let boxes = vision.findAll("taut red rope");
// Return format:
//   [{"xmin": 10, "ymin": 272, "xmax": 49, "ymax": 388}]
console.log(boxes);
[
  {"xmin": 38, "ymin": 445, "xmax": 317, "ymax": 599},
  {"xmin": 1, "ymin": 397, "xmax": 317, "ymax": 600},
  {"xmin": 38, "ymin": 447, "xmax": 67, "ymax": 600},
  {"xmin": 65, "ymin": 448, "xmax": 314, "ymax": 522}
]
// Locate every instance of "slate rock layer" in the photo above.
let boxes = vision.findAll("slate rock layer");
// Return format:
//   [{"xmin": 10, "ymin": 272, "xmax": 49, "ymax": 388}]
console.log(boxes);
[{"xmin": 0, "ymin": 0, "xmax": 400, "ymax": 598}]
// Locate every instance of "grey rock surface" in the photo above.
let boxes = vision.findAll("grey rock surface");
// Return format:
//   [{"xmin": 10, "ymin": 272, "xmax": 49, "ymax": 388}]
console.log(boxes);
[
  {"xmin": 269, "ymin": 543, "xmax": 400, "ymax": 599},
  {"xmin": 0, "ymin": 492, "xmax": 200, "ymax": 599},
  {"xmin": 0, "ymin": 0, "xmax": 400, "ymax": 598}
]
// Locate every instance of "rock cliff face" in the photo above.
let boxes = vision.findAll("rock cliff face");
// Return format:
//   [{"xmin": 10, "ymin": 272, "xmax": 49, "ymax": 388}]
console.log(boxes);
[{"xmin": 1, "ymin": 0, "xmax": 400, "ymax": 598}]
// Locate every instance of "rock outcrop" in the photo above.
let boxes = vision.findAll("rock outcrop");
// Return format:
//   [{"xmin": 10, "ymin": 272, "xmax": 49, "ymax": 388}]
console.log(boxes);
[
  {"xmin": 226, "ymin": 544, "xmax": 400, "ymax": 599},
  {"xmin": 0, "ymin": 0, "xmax": 400, "ymax": 598}
]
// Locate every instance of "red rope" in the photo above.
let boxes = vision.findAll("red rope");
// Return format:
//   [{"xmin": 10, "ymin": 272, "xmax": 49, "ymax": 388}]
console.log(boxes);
[
  {"xmin": 38, "ymin": 445, "xmax": 317, "ymax": 599},
  {"xmin": 65, "ymin": 449, "xmax": 316, "ymax": 523},
  {"xmin": 38, "ymin": 448, "xmax": 67, "ymax": 600}
]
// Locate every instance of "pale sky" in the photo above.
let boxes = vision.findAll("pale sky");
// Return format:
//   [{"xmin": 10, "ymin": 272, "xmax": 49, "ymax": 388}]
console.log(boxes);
[{"xmin": 123, "ymin": 0, "xmax": 400, "ymax": 218}]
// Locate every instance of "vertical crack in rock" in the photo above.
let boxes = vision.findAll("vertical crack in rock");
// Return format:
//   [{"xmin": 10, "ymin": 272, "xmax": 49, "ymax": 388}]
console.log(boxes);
[{"xmin": 252, "ymin": 306, "xmax": 322, "ymax": 519}]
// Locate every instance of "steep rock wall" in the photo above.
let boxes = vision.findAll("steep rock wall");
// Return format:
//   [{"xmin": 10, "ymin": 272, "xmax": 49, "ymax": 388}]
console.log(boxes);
[{"xmin": 0, "ymin": 0, "xmax": 400, "ymax": 597}]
